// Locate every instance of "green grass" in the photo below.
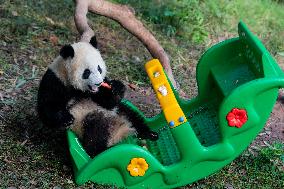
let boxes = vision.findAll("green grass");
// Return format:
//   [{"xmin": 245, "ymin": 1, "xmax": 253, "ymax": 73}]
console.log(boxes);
[
  {"xmin": 203, "ymin": 0, "xmax": 284, "ymax": 53},
  {"xmin": 114, "ymin": 0, "xmax": 209, "ymax": 43},
  {"xmin": 114, "ymin": 0, "xmax": 284, "ymax": 54},
  {"xmin": 0, "ymin": 0, "xmax": 283, "ymax": 188},
  {"xmin": 189, "ymin": 142, "xmax": 284, "ymax": 189}
]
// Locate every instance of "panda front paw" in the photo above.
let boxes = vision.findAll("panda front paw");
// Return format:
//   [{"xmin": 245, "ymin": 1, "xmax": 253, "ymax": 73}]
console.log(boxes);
[{"xmin": 110, "ymin": 80, "xmax": 126, "ymax": 100}]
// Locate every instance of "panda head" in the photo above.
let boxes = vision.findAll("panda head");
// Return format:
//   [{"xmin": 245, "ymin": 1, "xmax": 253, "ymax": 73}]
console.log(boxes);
[{"xmin": 59, "ymin": 36, "xmax": 107, "ymax": 93}]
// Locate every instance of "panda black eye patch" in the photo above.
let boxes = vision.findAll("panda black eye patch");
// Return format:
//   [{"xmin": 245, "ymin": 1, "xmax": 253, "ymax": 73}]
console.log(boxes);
[
  {"xmin": 83, "ymin": 69, "xmax": 91, "ymax": 79},
  {"xmin": 98, "ymin": 65, "xmax": 102, "ymax": 74}
]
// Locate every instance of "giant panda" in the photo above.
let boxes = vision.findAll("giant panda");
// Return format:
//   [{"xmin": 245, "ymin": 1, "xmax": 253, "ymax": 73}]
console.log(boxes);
[{"xmin": 37, "ymin": 36, "xmax": 158, "ymax": 157}]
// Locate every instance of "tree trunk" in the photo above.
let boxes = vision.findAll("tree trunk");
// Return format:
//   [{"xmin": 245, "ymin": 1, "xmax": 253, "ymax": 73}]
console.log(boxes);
[{"xmin": 74, "ymin": 0, "xmax": 177, "ymax": 88}]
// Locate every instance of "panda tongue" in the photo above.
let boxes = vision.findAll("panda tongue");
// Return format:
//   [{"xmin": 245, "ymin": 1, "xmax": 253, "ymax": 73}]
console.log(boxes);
[{"xmin": 90, "ymin": 85, "xmax": 99, "ymax": 93}]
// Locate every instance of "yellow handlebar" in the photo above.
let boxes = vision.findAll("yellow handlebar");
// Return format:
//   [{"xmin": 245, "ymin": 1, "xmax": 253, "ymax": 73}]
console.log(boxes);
[{"xmin": 145, "ymin": 59, "xmax": 187, "ymax": 128}]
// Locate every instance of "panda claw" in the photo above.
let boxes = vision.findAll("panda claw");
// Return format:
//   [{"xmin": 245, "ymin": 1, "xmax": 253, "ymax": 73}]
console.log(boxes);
[
  {"xmin": 148, "ymin": 131, "xmax": 159, "ymax": 141},
  {"xmin": 137, "ymin": 131, "xmax": 159, "ymax": 141}
]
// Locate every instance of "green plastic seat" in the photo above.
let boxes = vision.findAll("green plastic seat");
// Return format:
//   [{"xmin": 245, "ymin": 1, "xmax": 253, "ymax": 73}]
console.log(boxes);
[{"xmin": 67, "ymin": 21, "xmax": 284, "ymax": 188}]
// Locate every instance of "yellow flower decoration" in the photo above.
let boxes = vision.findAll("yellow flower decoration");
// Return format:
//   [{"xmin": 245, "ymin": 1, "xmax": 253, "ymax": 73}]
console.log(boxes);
[{"xmin": 127, "ymin": 158, "xmax": 149, "ymax": 177}]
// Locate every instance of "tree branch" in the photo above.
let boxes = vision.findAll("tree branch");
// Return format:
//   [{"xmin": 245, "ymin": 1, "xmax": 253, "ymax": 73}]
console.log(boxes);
[{"xmin": 74, "ymin": 0, "xmax": 177, "ymax": 88}]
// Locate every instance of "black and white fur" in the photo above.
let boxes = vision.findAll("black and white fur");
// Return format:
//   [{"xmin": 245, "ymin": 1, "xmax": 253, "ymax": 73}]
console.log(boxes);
[{"xmin": 37, "ymin": 36, "xmax": 158, "ymax": 157}]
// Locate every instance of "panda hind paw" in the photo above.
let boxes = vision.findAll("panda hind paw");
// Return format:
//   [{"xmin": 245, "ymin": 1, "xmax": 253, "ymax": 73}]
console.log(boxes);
[
  {"xmin": 138, "ymin": 131, "xmax": 159, "ymax": 141},
  {"xmin": 62, "ymin": 111, "xmax": 74, "ymax": 127},
  {"xmin": 148, "ymin": 131, "xmax": 159, "ymax": 141},
  {"xmin": 147, "ymin": 131, "xmax": 159, "ymax": 141}
]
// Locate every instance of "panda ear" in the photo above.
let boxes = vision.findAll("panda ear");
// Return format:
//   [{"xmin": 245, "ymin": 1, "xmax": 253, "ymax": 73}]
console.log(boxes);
[
  {"xmin": 90, "ymin": 36, "xmax": 98, "ymax": 48},
  {"xmin": 60, "ymin": 45, "xmax": 74, "ymax": 59}
]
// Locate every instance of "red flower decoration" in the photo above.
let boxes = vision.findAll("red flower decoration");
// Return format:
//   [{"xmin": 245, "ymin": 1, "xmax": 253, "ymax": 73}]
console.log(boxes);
[{"xmin": 226, "ymin": 108, "xmax": 248, "ymax": 128}]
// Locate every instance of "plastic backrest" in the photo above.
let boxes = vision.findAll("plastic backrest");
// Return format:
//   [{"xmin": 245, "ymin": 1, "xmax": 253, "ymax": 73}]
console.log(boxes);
[
  {"xmin": 196, "ymin": 21, "xmax": 281, "ymax": 99},
  {"xmin": 189, "ymin": 21, "xmax": 284, "ymax": 147},
  {"xmin": 238, "ymin": 21, "xmax": 266, "ymax": 76}
]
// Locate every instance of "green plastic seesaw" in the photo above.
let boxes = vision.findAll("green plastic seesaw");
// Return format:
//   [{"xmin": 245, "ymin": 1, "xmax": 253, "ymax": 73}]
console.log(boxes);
[{"xmin": 67, "ymin": 21, "xmax": 284, "ymax": 188}]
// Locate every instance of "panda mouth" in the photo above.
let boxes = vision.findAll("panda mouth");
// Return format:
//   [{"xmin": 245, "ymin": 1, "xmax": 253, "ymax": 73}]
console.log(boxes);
[
  {"xmin": 88, "ymin": 84, "xmax": 100, "ymax": 93},
  {"xmin": 88, "ymin": 82, "xmax": 111, "ymax": 93}
]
